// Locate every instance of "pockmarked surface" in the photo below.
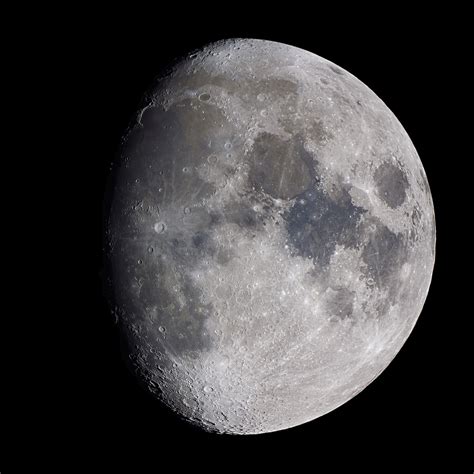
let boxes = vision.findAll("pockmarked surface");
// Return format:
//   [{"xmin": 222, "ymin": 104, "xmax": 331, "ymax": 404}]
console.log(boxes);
[{"xmin": 106, "ymin": 39, "xmax": 435, "ymax": 434}]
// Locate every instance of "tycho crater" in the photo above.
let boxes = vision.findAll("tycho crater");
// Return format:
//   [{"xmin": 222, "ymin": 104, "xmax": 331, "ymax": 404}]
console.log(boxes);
[{"xmin": 105, "ymin": 38, "xmax": 435, "ymax": 434}]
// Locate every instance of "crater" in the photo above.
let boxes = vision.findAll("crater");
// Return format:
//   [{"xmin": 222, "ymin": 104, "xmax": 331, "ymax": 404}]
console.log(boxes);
[
  {"xmin": 329, "ymin": 65, "xmax": 344, "ymax": 75},
  {"xmin": 373, "ymin": 161, "xmax": 409, "ymax": 209},
  {"xmin": 408, "ymin": 207, "xmax": 422, "ymax": 244}
]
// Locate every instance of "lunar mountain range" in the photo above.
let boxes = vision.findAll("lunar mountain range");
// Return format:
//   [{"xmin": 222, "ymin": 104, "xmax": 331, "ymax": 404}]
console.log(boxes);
[{"xmin": 105, "ymin": 39, "xmax": 436, "ymax": 434}]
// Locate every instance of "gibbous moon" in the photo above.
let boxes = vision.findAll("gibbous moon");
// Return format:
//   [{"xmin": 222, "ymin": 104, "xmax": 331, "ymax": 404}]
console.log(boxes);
[{"xmin": 106, "ymin": 39, "xmax": 435, "ymax": 434}]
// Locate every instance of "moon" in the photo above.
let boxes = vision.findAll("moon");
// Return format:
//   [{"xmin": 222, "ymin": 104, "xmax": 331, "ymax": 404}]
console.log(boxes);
[{"xmin": 106, "ymin": 39, "xmax": 435, "ymax": 434}]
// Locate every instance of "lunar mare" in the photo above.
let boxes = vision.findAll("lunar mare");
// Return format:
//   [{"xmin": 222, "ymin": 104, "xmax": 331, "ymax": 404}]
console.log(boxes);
[{"xmin": 106, "ymin": 39, "xmax": 435, "ymax": 434}]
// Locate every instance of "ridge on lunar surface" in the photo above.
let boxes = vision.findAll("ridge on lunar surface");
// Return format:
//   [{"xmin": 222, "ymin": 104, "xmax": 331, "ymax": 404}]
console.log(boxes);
[{"xmin": 106, "ymin": 39, "xmax": 436, "ymax": 434}]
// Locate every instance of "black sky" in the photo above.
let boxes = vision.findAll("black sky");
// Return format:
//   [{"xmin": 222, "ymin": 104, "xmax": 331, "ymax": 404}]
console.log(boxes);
[{"xmin": 21, "ymin": 10, "xmax": 466, "ymax": 470}]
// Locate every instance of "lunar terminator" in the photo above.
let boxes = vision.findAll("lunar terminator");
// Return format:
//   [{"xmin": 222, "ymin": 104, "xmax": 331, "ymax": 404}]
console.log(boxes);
[{"xmin": 106, "ymin": 39, "xmax": 435, "ymax": 434}]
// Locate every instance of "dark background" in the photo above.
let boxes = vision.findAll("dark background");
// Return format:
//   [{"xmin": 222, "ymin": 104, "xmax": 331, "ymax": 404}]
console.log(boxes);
[{"xmin": 30, "ymin": 12, "xmax": 465, "ymax": 469}]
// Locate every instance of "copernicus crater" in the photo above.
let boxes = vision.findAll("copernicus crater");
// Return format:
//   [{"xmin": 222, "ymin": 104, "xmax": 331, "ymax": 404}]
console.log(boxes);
[{"xmin": 105, "ymin": 38, "xmax": 436, "ymax": 434}]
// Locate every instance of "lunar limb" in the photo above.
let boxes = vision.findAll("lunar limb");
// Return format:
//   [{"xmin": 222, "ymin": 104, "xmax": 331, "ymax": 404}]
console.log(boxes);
[{"xmin": 106, "ymin": 39, "xmax": 435, "ymax": 434}]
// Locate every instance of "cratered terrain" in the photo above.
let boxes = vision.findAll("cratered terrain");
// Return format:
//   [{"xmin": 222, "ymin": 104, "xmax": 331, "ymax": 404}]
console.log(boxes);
[{"xmin": 105, "ymin": 39, "xmax": 435, "ymax": 434}]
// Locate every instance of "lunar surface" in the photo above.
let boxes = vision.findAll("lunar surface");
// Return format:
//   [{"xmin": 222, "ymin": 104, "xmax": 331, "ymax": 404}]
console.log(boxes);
[{"xmin": 106, "ymin": 39, "xmax": 435, "ymax": 434}]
